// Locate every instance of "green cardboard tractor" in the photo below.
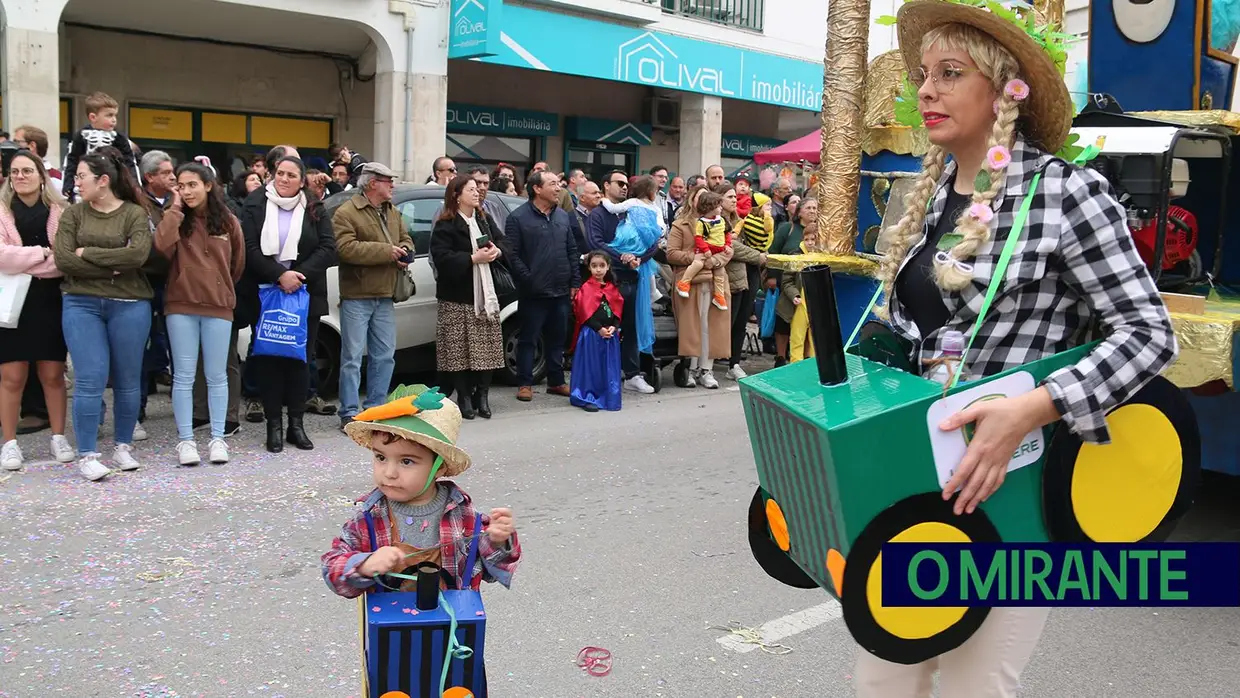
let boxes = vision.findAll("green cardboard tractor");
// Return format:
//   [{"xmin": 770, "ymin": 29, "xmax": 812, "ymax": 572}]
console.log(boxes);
[{"xmin": 741, "ymin": 266, "xmax": 1200, "ymax": 665}]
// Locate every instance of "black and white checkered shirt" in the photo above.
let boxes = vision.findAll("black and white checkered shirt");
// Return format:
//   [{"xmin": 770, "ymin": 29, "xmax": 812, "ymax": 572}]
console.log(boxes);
[{"xmin": 889, "ymin": 137, "xmax": 1178, "ymax": 444}]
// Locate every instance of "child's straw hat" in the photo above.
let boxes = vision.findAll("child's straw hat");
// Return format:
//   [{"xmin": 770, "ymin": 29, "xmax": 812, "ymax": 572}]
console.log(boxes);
[{"xmin": 343, "ymin": 384, "xmax": 472, "ymax": 476}]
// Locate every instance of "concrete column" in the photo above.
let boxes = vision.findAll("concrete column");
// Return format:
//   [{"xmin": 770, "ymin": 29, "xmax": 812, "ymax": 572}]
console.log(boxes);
[
  {"xmin": 374, "ymin": 71, "xmax": 447, "ymax": 184},
  {"xmin": 678, "ymin": 94, "xmax": 723, "ymax": 179},
  {"xmin": 2, "ymin": 0, "xmax": 68, "ymax": 165}
]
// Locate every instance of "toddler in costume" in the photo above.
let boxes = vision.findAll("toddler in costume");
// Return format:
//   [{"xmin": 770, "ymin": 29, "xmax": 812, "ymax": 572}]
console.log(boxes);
[
  {"xmin": 738, "ymin": 192, "xmax": 775, "ymax": 252},
  {"xmin": 735, "ymin": 176, "xmax": 754, "ymax": 218},
  {"xmin": 676, "ymin": 190, "xmax": 730, "ymax": 311},
  {"xmin": 321, "ymin": 384, "xmax": 520, "ymax": 598},
  {"xmin": 569, "ymin": 251, "xmax": 625, "ymax": 413}
]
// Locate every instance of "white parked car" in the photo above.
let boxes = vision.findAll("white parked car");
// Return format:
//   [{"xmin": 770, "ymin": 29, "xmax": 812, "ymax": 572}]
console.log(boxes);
[{"xmin": 238, "ymin": 185, "xmax": 543, "ymax": 396}]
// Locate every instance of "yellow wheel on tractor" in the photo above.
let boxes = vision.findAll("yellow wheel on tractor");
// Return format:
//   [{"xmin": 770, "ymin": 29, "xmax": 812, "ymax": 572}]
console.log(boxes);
[
  {"xmin": 841, "ymin": 492, "xmax": 1000, "ymax": 665},
  {"xmin": 1042, "ymin": 376, "xmax": 1200, "ymax": 543}
]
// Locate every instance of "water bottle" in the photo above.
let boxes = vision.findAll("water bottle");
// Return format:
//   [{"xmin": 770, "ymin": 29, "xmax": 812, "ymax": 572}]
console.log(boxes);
[{"xmin": 927, "ymin": 330, "xmax": 967, "ymax": 387}]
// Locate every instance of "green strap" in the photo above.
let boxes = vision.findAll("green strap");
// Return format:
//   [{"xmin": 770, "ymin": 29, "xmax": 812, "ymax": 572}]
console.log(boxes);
[
  {"xmin": 845, "ymin": 282, "xmax": 886, "ymax": 349},
  {"xmin": 948, "ymin": 171, "xmax": 1043, "ymax": 389}
]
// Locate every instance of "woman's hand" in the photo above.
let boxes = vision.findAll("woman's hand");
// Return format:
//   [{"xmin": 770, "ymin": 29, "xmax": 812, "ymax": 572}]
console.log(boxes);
[
  {"xmin": 471, "ymin": 246, "xmax": 500, "ymax": 264},
  {"xmin": 170, "ymin": 189, "xmax": 182, "ymax": 212},
  {"xmin": 75, "ymin": 247, "xmax": 85, "ymax": 257},
  {"xmin": 792, "ymin": 295, "xmax": 802, "ymax": 305},
  {"xmin": 939, "ymin": 387, "xmax": 1059, "ymax": 515},
  {"xmin": 278, "ymin": 270, "xmax": 305, "ymax": 293},
  {"xmin": 759, "ymin": 252, "xmax": 768, "ymax": 266}
]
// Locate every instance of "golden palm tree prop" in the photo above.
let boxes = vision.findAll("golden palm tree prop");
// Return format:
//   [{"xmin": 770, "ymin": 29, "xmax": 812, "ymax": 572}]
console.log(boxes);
[{"xmin": 817, "ymin": 0, "xmax": 872, "ymax": 254}]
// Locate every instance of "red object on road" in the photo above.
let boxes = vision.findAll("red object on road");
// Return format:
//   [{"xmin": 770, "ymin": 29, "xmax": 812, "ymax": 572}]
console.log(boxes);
[{"xmin": 576, "ymin": 647, "xmax": 613, "ymax": 676}]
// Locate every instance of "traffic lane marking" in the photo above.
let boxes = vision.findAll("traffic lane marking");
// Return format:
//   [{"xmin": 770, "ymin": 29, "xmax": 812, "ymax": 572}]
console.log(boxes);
[{"xmin": 716, "ymin": 599, "xmax": 844, "ymax": 653}]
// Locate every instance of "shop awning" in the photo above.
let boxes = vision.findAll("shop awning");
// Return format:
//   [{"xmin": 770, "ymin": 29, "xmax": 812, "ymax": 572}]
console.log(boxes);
[{"xmin": 752, "ymin": 129, "xmax": 822, "ymax": 165}]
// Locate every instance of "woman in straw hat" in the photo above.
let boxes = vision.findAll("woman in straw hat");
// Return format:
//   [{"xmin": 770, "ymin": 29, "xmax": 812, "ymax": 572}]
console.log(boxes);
[
  {"xmin": 861, "ymin": 0, "xmax": 1177, "ymax": 693},
  {"xmin": 321, "ymin": 385, "xmax": 520, "ymax": 598}
]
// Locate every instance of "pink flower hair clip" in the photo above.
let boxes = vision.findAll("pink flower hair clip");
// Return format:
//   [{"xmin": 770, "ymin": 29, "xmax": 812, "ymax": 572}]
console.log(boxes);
[
  {"xmin": 986, "ymin": 145, "xmax": 1012, "ymax": 170},
  {"xmin": 968, "ymin": 202, "xmax": 994, "ymax": 224},
  {"xmin": 1004, "ymin": 79, "xmax": 1030, "ymax": 101}
]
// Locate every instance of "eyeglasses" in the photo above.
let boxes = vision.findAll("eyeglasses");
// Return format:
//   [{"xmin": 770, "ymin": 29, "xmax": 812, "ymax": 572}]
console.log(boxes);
[
  {"xmin": 609, "ymin": 180, "xmax": 628, "ymax": 188},
  {"xmin": 910, "ymin": 61, "xmax": 982, "ymax": 94},
  {"xmin": 439, "ymin": 167, "xmax": 457, "ymax": 174},
  {"xmin": 9, "ymin": 168, "xmax": 37, "ymax": 178}
]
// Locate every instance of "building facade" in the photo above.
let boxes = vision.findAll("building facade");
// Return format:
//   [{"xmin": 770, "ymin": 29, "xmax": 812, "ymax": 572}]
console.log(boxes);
[{"xmin": 1, "ymin": 0, "xmax": 912, "ymax": 185}]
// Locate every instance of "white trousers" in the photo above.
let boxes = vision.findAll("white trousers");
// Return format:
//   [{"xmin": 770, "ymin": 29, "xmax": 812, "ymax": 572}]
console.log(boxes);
[{"xmin": 854, "ymin": 607, "xmax": 1050, "ymax": 698}]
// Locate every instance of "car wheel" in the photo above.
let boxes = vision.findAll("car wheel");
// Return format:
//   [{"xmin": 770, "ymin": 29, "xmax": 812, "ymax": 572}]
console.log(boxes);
[
  {"xmin": 315, "ymin": 328, "xmax": 341, "ymax": 399},
  {"xmin": 501, "ymin": 317, "xmax": 546, "ymax": 386}
]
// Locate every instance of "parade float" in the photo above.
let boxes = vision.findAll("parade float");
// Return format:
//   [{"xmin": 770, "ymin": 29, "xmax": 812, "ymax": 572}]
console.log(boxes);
[{"xmin": 738, "ymin": 0, "xmax": 1233, "ymax": 666}]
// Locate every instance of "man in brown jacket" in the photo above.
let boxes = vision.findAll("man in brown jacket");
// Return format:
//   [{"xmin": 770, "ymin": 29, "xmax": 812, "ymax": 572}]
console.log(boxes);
[{"xmin": 332, "ymin": 162, "xmax": 413, "ymax": 428}]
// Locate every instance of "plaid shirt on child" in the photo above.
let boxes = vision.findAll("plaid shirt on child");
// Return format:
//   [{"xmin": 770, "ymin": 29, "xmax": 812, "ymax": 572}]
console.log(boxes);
[{"xmin": 321, "ymin": 481, "xmax": 521, "ymax": 598}]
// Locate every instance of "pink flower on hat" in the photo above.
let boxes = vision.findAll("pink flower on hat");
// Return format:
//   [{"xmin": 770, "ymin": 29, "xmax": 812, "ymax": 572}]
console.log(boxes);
[
  {"xmin": 1004, "ymin": 79, "xmax": 1030, "ymax": 101},
  {"xmin": 986, "ymin": 145, "xmax": 1012, "ymax": 170},
  {"xmin": 968, "ymin": 202, "xmax": 994, "ymax": 224}
]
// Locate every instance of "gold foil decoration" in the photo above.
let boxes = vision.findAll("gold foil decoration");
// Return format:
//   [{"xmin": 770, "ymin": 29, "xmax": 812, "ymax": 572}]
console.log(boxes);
[
  {"xmin": 817, "ymin": 0, "xmax": 870, "ymax": 256},
  {"xmin": 1162, "ymin": 298, "xmax": 1240, "ymax": 388},
  {"xmin": 766, "ymin": 252, "xmax": 880, "ymax": 276},
  {"xmin": 1130, "ymin": 110, "xmax": 1240, "ymax": 133},
  {"xmin": 863, "ymin": 126, "xmax": 931, "ymax": 157},
  {"xmin": 863, "ymin": 50, "xmax": 906, "ymax": 129},
  {"xmin": 1032, "ymin": 0, "xmax": 1064, "ymax": 31}
]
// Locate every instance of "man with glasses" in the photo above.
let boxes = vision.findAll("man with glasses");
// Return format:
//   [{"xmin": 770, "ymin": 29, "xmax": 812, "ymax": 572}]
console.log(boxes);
[
  {"xmin": 584, "ymin": 170, "xmax": 658, "ymax": 395},
  {"xmin": 332, "ymin": 162, "xmax": 413, "ymax": 430},
  {"xmin": 431, "ymin": 156, "xmax": 456, "ymax": 185}
]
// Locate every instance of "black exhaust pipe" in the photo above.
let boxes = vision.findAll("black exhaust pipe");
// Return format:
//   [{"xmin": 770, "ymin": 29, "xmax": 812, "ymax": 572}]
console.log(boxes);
[{"xmin": 801, "ymin": 265, "xmax": 848, "ymax": 386}]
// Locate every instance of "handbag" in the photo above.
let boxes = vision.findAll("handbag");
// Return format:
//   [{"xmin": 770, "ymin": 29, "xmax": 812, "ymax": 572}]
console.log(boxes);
[
  {"xmin": 0, "ymin": 272, "xmax": 32, "ymax": 329},
  {"xmin": 253, "ymin": 285, "xmax": 310, "ymax": 361},
  {"xmin": 393, "ymin": 266, "xmax": 415, "ymax": 303},
  {"xmin": 478, "ymin": 213, "xmax": 516, "ymax": 296}
]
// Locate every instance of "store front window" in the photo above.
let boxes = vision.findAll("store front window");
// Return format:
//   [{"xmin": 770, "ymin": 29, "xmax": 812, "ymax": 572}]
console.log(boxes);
[
  {"xmin": 445, "ymin": 133, "xmax": 536, "ymax": 177},
  {"xmin": 128, "ymin": 104, "xmax": 333, "ymax": 184},
  {"xmin": 567, "ymin": 142, "xmax": 637, "ymax": 184}
]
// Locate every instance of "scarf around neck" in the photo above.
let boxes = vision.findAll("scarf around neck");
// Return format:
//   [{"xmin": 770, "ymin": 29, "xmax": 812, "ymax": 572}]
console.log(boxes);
[
  {"xmin": 463, "ymin": 211, "xmax": 500, "ymax": 319},
  {"xmin": 261, "ymin": 183, "xmax": 306, "ymax": 263}
]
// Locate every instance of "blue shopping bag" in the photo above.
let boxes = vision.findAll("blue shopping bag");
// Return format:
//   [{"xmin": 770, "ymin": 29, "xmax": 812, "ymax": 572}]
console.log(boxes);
[
  {"xmin": 760, "ymin": 288, "xmax": 779, "ymax": 338},
  {"xmin": 254, "ymin": 284, "xmax": 310, "ymax": 361}
]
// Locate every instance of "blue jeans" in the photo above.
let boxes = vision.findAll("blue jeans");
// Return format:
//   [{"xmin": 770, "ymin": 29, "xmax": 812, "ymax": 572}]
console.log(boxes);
[
  {"xmin": 166, "ymin": 314, "xmax": 232, "ymax": 440},
  {"xmin": 140, "ymin": 284, "xmax": 170, "ymax": 414},
  {"xmin": 62, "ymin": 296, "xmax": 152, "ymax": 454},
  {"xmin": 338, "ymin": 298, "xmax": 397, "ymax": 418},
  {"xmin": 614, "ymin": 278, "xmax": 642, "ymax": 380},
  {"xmin": 517, "ymin": 296, "xmax": 569, "ymax": 387}
]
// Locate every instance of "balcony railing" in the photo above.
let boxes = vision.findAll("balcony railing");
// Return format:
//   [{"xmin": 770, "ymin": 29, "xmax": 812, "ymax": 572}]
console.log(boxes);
[{"xmin": 657, "ymin": 0, "xmax": 765, "ymax": 32}]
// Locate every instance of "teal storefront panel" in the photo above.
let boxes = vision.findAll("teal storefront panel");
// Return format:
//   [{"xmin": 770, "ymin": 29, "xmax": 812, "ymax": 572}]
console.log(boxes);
[
  {"xmin": 446, "ymin": 103, "xmax": 558, "ymax": 136},
  {"xmin": 449, "ymin": 0, "xmax": 504, "ymax": 59},
  {"xmin": 722, "ymin": 133, "xmax": 785, "ymax": 158},
  {"xmin": 566, "ymin": 117, "xmax": 653, "ymax": 146},
  {"xmin": 472, "ymin": 5, "xmax": 823, "ymax": 111}
]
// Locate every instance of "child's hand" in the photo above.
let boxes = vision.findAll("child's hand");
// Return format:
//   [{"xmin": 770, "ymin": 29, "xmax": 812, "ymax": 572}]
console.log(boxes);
[
  {"xmin": 600, "ymin": 327, "xmax": 615, "ymax": 339},
  {"xmin": 487, "ymin": 508, "xmax": 515, "ymax": 545},
  {"xmin": 358, "ymin": 546, "xmax": 405, "ymax": 577}
]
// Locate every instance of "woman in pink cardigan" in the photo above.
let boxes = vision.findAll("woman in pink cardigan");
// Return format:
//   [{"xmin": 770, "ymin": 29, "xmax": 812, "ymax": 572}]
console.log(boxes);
[{"xmin": 0, "ymin": 151, "xmax": 75, "ymax": 472}]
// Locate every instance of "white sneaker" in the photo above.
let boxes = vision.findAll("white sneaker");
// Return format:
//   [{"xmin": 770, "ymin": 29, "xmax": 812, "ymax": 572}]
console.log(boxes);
[
  {"xmin": 727, "ymin": 365, "xmax": 748, "ymax": 381},
  {"xmin": 177, "ymin": 440, "xmax": 201, "ymax": 467},
  {"xmin": 624, "ymin": 375, "xmax": 656, "ymax": 394},
  {"xmin": 132, "ymin": 423, "xmax": 148, "ymax": 442},
  {"xmin": 50, "ymin": 435, "xmax": 76, "ymax": 463},
  {"xmin": 2, "ymin": 440, "xmax": 22, "ymax": 471},
  {"xmin": 699, "ymin": 369, "xmax": 720, "ymax": 390},
  {"xmin": 78, "ymin": 454, "xmax": 111, "ymax": 481},
  {"xmin": 112, "ymin": 444, "xmax": 141, "ymax": 472},
  {"xmin": 208, "ymin": 438, "xmax": 229, "ymax": 465}
]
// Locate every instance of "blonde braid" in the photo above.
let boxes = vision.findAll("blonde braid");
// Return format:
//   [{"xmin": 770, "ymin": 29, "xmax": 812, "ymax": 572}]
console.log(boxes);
[
  {"xmin": 874, "ymin": 146, "xmax": 946, "ymax": 321},
  {"xmin": 935, "ymin": 91, "xmax": 1021, "ymax": 290}
]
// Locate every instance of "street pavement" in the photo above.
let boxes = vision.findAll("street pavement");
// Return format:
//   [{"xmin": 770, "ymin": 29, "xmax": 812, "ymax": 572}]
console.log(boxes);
[{"xmin": 3, "ymin": 361, "xmax": 1240, "ymax": 697}]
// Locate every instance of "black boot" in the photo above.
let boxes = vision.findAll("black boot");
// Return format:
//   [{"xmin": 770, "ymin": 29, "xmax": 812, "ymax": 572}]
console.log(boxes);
[
  {"xmin": 286, "ymin": 415, "xmax": 314, "ymax": 450},
  {"xmin": 475, "ymin": 370, "xmax": 493, "ymax": 419},
  {"xmin": 266, "ymin": 418, "xmax": 284, "ymax": 453},
  {"xmin": 454, "ymin": 373, "xmax": 476, "ymax": 420}
]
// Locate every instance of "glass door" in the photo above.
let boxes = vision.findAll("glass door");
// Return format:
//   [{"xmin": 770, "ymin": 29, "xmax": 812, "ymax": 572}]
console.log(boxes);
[{"xmin": 566, "ymin": 142, "xmax": 637, "ymax": 184}]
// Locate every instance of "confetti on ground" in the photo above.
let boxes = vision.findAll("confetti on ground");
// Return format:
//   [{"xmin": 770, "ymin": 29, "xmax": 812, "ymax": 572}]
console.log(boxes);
[
  {"xmin": 710, "ymin": 621, "xmax": 794, "ymax": 655},
  {"xmin": 136, "ymin": 557, "xmax": 196, "ymax": 583}
]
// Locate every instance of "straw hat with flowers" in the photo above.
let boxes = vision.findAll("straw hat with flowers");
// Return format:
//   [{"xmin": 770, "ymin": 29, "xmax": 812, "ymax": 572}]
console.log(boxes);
[
  {"xmin": 344, "ymin": 384, "xmax": 472, "ymax": 477},
  {"xmin": 888, "ymin": 0, "xmax": 1075, "ymax": 154}
]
